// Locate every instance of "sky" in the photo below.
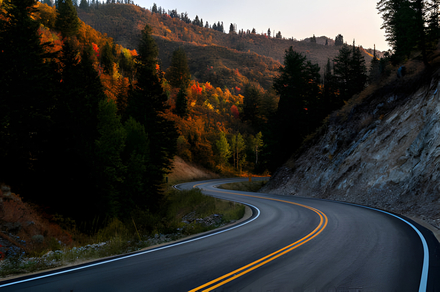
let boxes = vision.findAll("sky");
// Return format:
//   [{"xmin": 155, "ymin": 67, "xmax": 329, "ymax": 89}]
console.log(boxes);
[{"xmin": 133, "ymin": 0, "xmax": 390, "ymax": 52}]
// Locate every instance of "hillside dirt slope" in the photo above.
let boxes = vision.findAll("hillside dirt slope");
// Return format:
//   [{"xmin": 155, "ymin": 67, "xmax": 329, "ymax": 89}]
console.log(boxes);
[
  {"xmin": 262, "ymin": 57, "xmax": 440, "ymax": 229},
  {"xmin": 168, "ymin": 156, "xmax": 220, "ymax": 184}
]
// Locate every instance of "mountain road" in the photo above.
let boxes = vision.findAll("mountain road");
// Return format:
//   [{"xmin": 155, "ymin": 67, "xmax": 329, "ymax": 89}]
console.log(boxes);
[{"xmin": 1, "ymin": 177, "xmax": 439, "ymax": 291}]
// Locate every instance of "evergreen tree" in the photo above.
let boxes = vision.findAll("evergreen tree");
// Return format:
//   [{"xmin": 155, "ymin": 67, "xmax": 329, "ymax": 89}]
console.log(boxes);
[
  {"xmin": 95, "ymin": 99, "xmax": 126, "ymax": 219},
  {"xmin": 121, "ymin": 117, "xmax": 150, "ymax": 219},
  {"xmin": 333, "ymin": 44, "xmax": 352, "ymax": 99},
  {"xmin": 241, "ymin": 84, "xmax": 262, "ymax": 128},
  {"xmin": 174, "ymin": 87, "xmax": 189, "ymax": 118},
  {"xmin": 47, "ymin": 42, "xmax": 106, "ymax": 218},
  {"xmin": 269, "ymin": 47, "xmax": 321, "ymax": 170},
  {"xmin": 152, "ymin": 3, "xmax": 158, "ymax": 13},
  {"xmin": 377, "ymin": 0, "xmax": 419, "ymax": 60},
  {"xmin": 311, "ymin": 34, "xmax": 317, "ymax": 43},
  {"xmin": 0, "ymin": 0, "xmax": 57, "ymax": 192},
  {"xmin": 350, "ymin": 45, "xmax": 368, "ymax": 95},
  {"xmin": 55, "ymin": 0, "xmax": 80, "ymax": 38},
  {"xmin": 335, "ymin": 34, "xmax": 344, "ymax": 46},
  {"xmin": 369, "ymin": 45, "xmax": 381, "ymax": 83},
  {"xmin": 229, "ymin": 23, "xmax": 236, "ymax": 34},
  {"xmin": 79, "ymin": 0, "xmax": 89, "ymax": 10},
  {"xmin": 333, "ymin": 44, "xmax": 367, "ymax": 100},
  {"xmin": 101, "ymin": 41, "xmax": 115, "ymax": 75},
  {"xmin": 165, "ymin": 47, "xmax": 191, "ymax": 89},
  {"xmin": 323, "ymin": 58, "xmax": 341, "ymax": 111},
  {"xmin": 126, "ymin": 24, "xmax": 177, "ymax": 209}
]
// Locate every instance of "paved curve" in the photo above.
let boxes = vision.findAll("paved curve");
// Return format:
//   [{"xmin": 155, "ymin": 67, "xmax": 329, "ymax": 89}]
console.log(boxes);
[{"xmin": 1, "ymin": 177, "xmax": 439, "ymax": 291}]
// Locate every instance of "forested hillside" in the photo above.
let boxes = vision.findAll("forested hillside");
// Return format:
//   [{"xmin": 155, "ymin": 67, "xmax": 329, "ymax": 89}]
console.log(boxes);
[
  {"xmin": 1, "ymin": 0, "xmax": 387, "ymax": 235},
  {"xmin": 75, "ymin": 2, "xmax": 378, "ymax": 89}
]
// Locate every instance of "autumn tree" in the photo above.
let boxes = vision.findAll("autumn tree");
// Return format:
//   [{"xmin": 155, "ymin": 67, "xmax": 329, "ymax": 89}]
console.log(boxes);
[
  {"xmin": 55, "ymin": 0, "xmax": 80, "ymax": 38},
  {"xmin": 252, "ymin": 132, "xmax": 264, "ymax": 165},
  {"xmin": 216, "ymin": 131, "xmax": 231, "ymax": 168}
]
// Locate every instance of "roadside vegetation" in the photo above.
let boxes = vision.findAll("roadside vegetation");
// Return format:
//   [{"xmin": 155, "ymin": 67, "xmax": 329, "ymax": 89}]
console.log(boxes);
[{"xmin": 0, "ymin": 187, "xmax": 245, "ymax": 278}]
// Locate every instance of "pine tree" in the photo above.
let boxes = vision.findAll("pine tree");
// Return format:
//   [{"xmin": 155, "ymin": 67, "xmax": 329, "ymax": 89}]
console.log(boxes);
[
  {"xmin": 270, "ymin": 47, "xmax": 321, "ymax": 170},
  {"xmin": 333, "ymin": 44, "xmax": 352, "ymax": 99},
  {"xmin": 377, "ymin": 0, "xmax": 419, "ymax": 59},
  {"xmin": 174, "ymin": 87, "xmax": 189, "ymax": 118},
  {"xmin": 121, "ymin": 117, "xmax": 150, "ymax": 219},
  {"xmin": 55, "ymin": 0, "xmax": 80, "ymax": 38},
  {"xmin": 46, "ymin": 42, "xmax": 106, "ymax": 218},
  {"xmin": 101, "ymin": 41, "xmax": 115, "ymax": 75},
  {"xmin": 335, "ymin": 34, "xmax": 344, "ymax": 46},
  {"xmin": 79, "ymin": 0, "xmax": 89, "ymax": 10},
  {"xmin": 126, "ymin": 24, "xmax": 177, "ymax": 208},
  {"xmin": 165, "ymin": 47, "xmax": 191, "ymax": 89},
  {"xmin": 241, "ymin": 84, "xmax": 262, "ymax": 128},
  {"xmin": 0, "ymin": 0, "xmax": 57, "ymax": 190},
  {"xmin": 350, "ymin": 45, "xmax": 368, "ymax": 95},
  {"xmin": 229, "ymin": 23, "xmax": 236, "ymax": 34},
  {"xmin": 333, "ymin": 44, "xmax": 367, "ymax": 100},
  {"xmin": 95, "ymin": 99, "xmax": 127, "ymax": 219}
]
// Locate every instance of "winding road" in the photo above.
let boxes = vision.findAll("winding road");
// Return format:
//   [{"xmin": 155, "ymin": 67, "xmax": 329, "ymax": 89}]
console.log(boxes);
[{"xmin": 1, "ymin": 177, "xmax": 439, "ymax": 291}]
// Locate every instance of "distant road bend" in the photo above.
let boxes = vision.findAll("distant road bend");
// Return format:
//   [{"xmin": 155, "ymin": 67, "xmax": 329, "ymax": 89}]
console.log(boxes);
[{"xmin": 1, "ymin": 178, "xmax": 439, "ymax": 291}]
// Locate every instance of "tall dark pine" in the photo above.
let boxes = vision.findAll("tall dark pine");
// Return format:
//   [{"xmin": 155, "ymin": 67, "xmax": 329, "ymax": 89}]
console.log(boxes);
[
  {"xmin": 174, "ymin": 88, "xmax": 189, "ymax": 118},
  {"xmin": 333, "ymin": 44, "xmax": 352, "ymax": 99},
  {"xmin": 377, "ymin": 0, "xmax": 418, "ymax": 59},
  {"xmin": 350, "ymin": 45, "xmax": 368, "ymax": 96},
  {"xmin": 55, "ymin": 0, "xmax": 80, "ymax": 38},
  {"xmin": 47, "ymin": 41, "xmax": 106, "ymax": 218},
  {"xmin": 241, "ymin": 84, "xmax": 262, "ymax": 129},
  {"xmin": 165, "ymin": 47, "xmax": 191, "ymax": 89},
  {"xmin": 0, "ymin": 0, "xmax": 57, "ymax": 192},
  {"xmin": 126, "ymin": 25, "xmax": 178, "ymax": 210},
  {"xmin": 269, "ymin": 47, "xmax": 321, "ymax": 171}
]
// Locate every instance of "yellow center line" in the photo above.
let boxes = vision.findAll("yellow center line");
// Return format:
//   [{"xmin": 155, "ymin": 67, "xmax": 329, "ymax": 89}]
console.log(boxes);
[{"xmin": 188, "ymin": 183, "xmax": 328, "ymax": 292}]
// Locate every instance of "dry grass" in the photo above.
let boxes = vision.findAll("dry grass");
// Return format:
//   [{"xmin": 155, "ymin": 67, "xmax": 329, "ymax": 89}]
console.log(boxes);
[{"xmin": 1, "ymin": 184, "xmax": 73, "ymax": 256}]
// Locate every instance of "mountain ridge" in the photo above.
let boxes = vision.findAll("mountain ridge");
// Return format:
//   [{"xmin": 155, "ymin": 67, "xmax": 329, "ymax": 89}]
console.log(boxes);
[{"xmin": 76, "ymin": 3, "xmax": 380, "ymax": 89}]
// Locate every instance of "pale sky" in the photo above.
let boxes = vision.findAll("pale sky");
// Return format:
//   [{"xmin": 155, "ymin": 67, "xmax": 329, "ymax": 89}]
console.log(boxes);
[{"xmin": 133, "ymin": 0, "xmax": 390, "ymax": 52}]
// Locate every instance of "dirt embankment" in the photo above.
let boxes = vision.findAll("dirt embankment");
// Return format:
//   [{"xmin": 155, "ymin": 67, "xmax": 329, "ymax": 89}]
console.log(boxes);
[{"xmin": 168, "ymin": 156, "xmax": 220, "ymax": 184}]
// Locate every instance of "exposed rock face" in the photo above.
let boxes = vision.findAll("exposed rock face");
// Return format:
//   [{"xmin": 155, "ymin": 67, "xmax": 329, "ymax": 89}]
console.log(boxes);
[{"xmin": 262, "ymin": 69, "xmax": 440, "ymax": 228}]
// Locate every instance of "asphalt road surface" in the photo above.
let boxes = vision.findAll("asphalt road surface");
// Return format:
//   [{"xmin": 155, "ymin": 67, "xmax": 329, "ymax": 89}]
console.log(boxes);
[{"xmin": 1, "ymin": 177, "xmax": 439, "ymax": 292}]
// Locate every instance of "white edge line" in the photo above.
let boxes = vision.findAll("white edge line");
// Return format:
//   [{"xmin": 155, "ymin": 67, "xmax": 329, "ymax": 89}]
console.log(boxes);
[
  {"xmin": 342, "ymin": 203, "xmax": 429, "ymax": 292},
  {"xmin": 0, "ymin": 198, "xmax": 260, "ymax": 288}
]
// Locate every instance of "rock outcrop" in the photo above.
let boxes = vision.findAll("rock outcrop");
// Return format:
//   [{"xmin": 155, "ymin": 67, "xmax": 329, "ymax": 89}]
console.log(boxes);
[{"xmin": 262, "ymin": 65, "xmax": 440, "ymax": 228}]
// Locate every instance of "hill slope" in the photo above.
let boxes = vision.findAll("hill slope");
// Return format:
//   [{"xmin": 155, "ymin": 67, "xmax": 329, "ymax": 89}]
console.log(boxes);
[
  {"xmin": 262, "ymin": 54, "xmax": 440, "ymax": 228},
  {"xmin": 76, "ymin": 3, "xmax": 377, "ymax": 89}
]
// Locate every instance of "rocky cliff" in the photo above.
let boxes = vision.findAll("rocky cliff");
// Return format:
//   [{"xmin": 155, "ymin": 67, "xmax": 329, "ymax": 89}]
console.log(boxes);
[{"xmin": 262, "ymin": 59, "xmax": 440, "ymax": 228}]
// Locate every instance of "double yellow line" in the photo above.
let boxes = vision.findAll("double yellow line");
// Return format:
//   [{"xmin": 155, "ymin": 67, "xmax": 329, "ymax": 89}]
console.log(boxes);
[{"xmin": 189, "ymin": 184, "xmax": 328, "ymax": 292}]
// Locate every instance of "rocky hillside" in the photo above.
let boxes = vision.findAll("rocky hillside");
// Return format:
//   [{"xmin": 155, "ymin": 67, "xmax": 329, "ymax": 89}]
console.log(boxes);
[{"xmin": 261, "ymin": 53, "xmax": 440, "ymax": 228}]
